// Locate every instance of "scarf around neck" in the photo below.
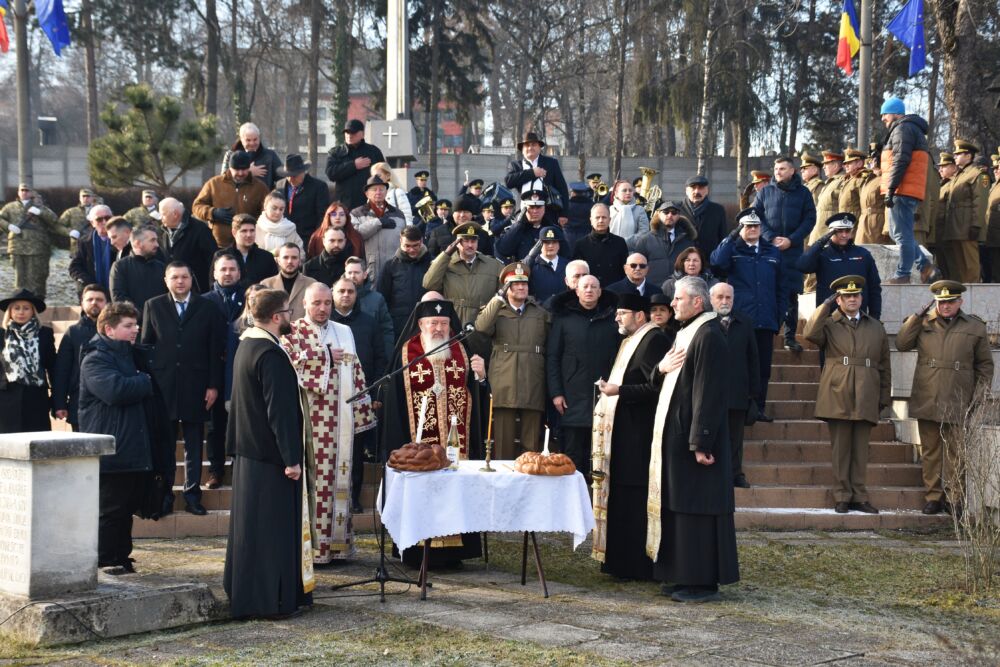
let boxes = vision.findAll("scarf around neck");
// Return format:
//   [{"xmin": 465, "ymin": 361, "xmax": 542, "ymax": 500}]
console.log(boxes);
[{"xmin": 3, "ymin": 317, "xmax": 44, "ymax": 386}]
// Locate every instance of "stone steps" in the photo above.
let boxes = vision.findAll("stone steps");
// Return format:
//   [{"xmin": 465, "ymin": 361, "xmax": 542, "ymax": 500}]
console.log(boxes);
[
  {"xmin": 747, "ymin": 419, "xmax": 896, "ymax": 442},
  {"xmin": 744, "ymin": 461, "xmax": 922, "ymax": 486},
  {"xmin": 735, "ymin": 485, "xmax": 928, "ymax": 511},
  {"xmin": 734, "ymin": 508, "xmax": 949, "ymax": 531},
  {"xmin": 743, "ymin": 440, "xmax": 912, "ymax": 464}
]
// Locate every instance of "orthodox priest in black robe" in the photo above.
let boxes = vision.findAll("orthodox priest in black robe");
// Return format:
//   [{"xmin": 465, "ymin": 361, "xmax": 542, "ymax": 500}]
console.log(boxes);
[
  {"xmin": 224, "ymin": 289, "xmax": 314, "ymax": 618},
  {"xmin": 646, "ymin": 276, "xmax": 739, "ymax": 602},
  {"xmin": 592, "ymin": 293, "xmax": 670, "ymax": 581},
  {"xmin": 381, "ymin": 299, "xmax": 485, "ymax": 568}
]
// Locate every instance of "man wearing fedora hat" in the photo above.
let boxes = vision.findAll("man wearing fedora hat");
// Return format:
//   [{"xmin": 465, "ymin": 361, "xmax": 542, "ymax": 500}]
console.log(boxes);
[
  {"xmin": 351, "ymin": 175, "xmax": 406, "ymax": 281},
  {"xmin": 325, "ymin": 119, "xmax": 385, "ymax": 212},
  {"xmin": 275, "ymin": 154, "xmax": 330, "ymax": 246},
  {"xmin": 504, "ymin": 131, "xmax": 569, "ymax": 223}
]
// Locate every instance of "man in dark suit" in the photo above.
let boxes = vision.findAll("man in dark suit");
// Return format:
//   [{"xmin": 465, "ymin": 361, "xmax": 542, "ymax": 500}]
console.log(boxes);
[
  {"xmin": 228, "ymin": 214, "xmax": 279, "ymax": 285},
  {"xmin": 68, "ymin": 205, "xmax": 115, "ymax": 296},
  {"xmin": 141, "ymin": 261, "xmax": 225, "ymax": 516},
  {"xmin": 157, "ymin": 198, "xmax": 218, "ymax": 294},
  {"xmin": 325, "ymin": 119, "xmax": 385, "ymax": 211},
  {"xmin": 52, "ymin": 284, "xmax": 108, "ymax": 430},
  {"xmin": 680, "ymin": 175, "xmax": 729, "ymax": 261},
  {"xmin": 109, "ymin": 226, "xmax": 167, "ymax": 321},
  {"xmin": 274, "ymin": 154, "xmax": 330, "ymax": 244},
  {"xmin": 605, "ymin": 252, "xmax": 653, "ymax": 296},
  {"xmin": 710, "ymin": 282, "xmax": 760, "ymax": 488},
  {"xmin": 504, "ymin": 132, "xmax": 569, "ymax": 225}
]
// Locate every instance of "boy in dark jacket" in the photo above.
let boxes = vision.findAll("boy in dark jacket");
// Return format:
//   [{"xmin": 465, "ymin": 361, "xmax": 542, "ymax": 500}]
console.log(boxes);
[{"xmin": 79, "ymin": 301, "xmax": 153, "ymax": 574}]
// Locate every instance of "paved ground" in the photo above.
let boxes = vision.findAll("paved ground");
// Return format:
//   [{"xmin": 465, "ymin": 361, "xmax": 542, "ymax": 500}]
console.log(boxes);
[{"xmin": 2, "ymin": 529, "xmax": 997, "ymax": 666}]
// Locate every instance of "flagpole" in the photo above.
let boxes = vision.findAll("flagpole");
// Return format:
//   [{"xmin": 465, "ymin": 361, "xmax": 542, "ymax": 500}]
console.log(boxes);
[
  {"xmin": 13, "ymin": 0, "xmax": 33, "ymax": 187},
  {"xmin": 857, "ymin": 0, "xmax": 872, "ymax": 148}
]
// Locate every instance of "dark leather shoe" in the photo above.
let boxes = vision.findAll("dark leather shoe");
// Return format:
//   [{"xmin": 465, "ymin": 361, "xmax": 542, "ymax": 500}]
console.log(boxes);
[
  {"xmin": 205, "ymin": 473, "xmax": 223, "ymax": 490},
  {"xmin": 185, "ymin": 502, "xmax": 208, "ymax": 516},
  {"xmin": 671, "ymin": 586, "xmax": 720, "ymax": 603},
  {"xmin": 350, "ymin": 501, "xmax": 363, "ymax": 514},
  {"xmin": 920, "ymin": 264, "xmax": 940, "ymax": 284},
  {"xmin": 160, "ymin": 494, "xmax": 175, "ymax": 517},
  {"xmin": 922, "ymin": 500, "xmax": 943, "ymax": 515},
  {"xmin": 756, "ymin": 412, "xmax": 774, "ymax": 423},
  {"xmin": 849, "ymin": 501, "xmax": 879, "ymax": 514},
  {"xmin": 835, "ymin": 502, "xmax": 849, "ymax": 513},
  {"xmin": 733, "ymin": 475, "xmax": 751, "ymax": 489},
  {"xmin": 784, "ymin": 339, "xmax": 803, "ymax": 352}
]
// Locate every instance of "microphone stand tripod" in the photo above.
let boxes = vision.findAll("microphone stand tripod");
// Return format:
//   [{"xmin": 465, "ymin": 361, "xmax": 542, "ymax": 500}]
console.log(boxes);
[{"xmin": 329, "ymin": 326, "xmax": 477, "ymax": 602}]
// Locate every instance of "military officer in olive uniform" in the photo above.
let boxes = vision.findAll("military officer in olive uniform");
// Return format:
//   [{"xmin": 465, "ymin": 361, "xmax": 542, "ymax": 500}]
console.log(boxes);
[
  {"xmin": 800, "ymin": 152, "xmax": 825, "ymax": 206},
  {"xmin": 58, "ymin": 188, "xmax": 95, "ymax": 253},
  {"xmin": 837, "ymin": 148, "xmax": 872, "ymax": 222},
  {"xmin": 423, "ymin": 221, "xmax": 503, "ymax": 326},
  {"xmin": 474, "ymin": 261, "xmax": 550, "ymax": 459},
  {"xmin": 123, "ymin": 190, "xmax": 161, "ymax": 227},
  {"xmin": 859, "ymin": 144, "xmax": 889, "ymax": 244},
  {"xmin": 0, "ymin": 185, "xmax": 63, "ymax": 298},
  {"xmin": 932, "ymin": 153, "xmax": 958, "ymax": 277},
  {"xmin": 804, "ymin": 275, "xmax": 890, "ymax": 514},
  {"xmin": 810, "ymin": 150, "xmax": 848, "ymax": 243},
  {"xmin": 985, "ymin": 151, "xmax": 1000, "ymax": 282},
  {"xmin": 941, "ymin": 140, "xmax": 989, "ymax": 283},
  {"xmin": 896, "ymin": 280, "xmax": 994, "ymax": 514}
]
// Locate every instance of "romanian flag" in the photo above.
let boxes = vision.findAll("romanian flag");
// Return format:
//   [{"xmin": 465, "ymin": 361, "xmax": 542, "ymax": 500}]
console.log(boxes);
[
  {"xmin": 0, "ymin": 0, "xmax": 10, "ymax": 54},
  {"xmin": 836, "ymin": 0, "xmax": 861, "ymax": 75}
]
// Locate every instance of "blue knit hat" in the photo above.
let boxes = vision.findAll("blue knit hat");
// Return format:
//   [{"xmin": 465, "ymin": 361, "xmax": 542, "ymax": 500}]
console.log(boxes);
[{"xmin": 880, "ymin": 97, "xmax": 905, "ymax": 115}]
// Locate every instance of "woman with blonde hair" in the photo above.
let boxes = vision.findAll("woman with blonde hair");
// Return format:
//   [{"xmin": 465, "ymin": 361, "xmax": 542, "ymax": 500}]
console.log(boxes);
[
  {"xmin": 608, "ymin": 179, "xmax": 649, "ymax": 241},
  {"xmin": 371, "ymin": 162, "xmax": 414, "ymax": 224},
  {"xmin": 0, "ymin": 289, "xmax": 56, "ymax": 433}
]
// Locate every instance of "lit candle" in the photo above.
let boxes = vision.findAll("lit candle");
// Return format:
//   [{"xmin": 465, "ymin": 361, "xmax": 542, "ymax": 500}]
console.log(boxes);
[
  {"xmin": 415, "ymin": 394, "xmax": 429, "ymax": 443},
  {"xmin": 486, "ymin": 393, "xmax": 494, "ymax": 442},
  {"xmin": 543, "ymin": 426, "xmax": 550, "ymax": 456}
]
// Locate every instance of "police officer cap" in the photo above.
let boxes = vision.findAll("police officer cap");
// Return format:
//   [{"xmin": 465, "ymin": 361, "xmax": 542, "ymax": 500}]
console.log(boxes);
[
  {"xmin": 436, "ymin": 199, "xmax": 452, "ymax": 210},
  {"xmin": 569, "ymin": 181, "xmax": 591, "ymax": 193},
  {"xmin": 685, "ymin": 175, "xmax": 709, "ymax": 187},
  {"xmin": 414, "ymin": 300, "xmax": 457, "ymax": 321},
  {"xmin": 500, "ymin": 261, "xmax": 530, "ymax": 283},
  {"xmin": 656, "ymin": 200, "xmax": 682, "ymax": 213},
  {"xmin": 586, "ymin": 173, "xmax": 602, "ymax": 181},
  {"xmin": 616, "ymin": 292, "xmax": 649, "ymax": 313},
  {"xmin": 930, "ymin": 280, "xmax": 965, "ymax": 301},
  {"xmin": 830, "ymin": 275, "xmax": 865, "ymax": 295},
  {"xmin": 937, "ymin": 152, "xmax": 955, "ymax": 167},
  {"xmin": 539, "ymin": 226, "xmax": 564, "ymax": 243},
  {"xmin": 454, "ymin": 222, "xmax": 483, "ymax": 238},
  {"xmin": 521, "ymin": 190, "xmax": 547, "ymax": 207},
  {"xmin": 467, "ymin": 178, "xmax": 484, "ymax": 188},
  {"xmin": 953, "ymin": 139, "xmax": 978, "ymax": 155},
  {"xmin": 364, "ymin": 175, "xmax": 388, "ymax": 191},
  {"xmin": 736, "ymin": 208, "xmax": 762, "ymax": 226},
  {"xmin": 229, "ymin": 150, "xmax": 253, "ymax": 169},
  {"xmin": 453, "ymin": 194, "xmax": 480, "ymax": 213},
  {"xmin": 827, "ymin": 212, "xmax": 857, "ymax": 230},
  {"xmin": 414, "ymin": 170, "xmax": 430, "ymax": 179},
  {"xmin": 649, "ymin": 293, "xmax": 672, "ymax": 307},
  {"xmin": 500, "ymin": 198, "xmax": 515, "ymax": 208}
]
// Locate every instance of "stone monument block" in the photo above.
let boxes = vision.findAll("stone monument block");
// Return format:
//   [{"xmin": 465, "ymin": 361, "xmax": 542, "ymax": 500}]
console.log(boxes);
[
  {"xmin": 367, "ymin": 119, "xmax": 417, "ymax": 162},
  {"xmin": 0, "ymin": 432, "xmax": 114, "ymax": 599},
  {"xmin": 858, "ymin": 243, "xmax": 932, "ymax": 283}
]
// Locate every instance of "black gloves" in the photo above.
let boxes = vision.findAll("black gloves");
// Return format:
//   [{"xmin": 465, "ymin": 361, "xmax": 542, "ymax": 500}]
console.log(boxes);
[
  {"xmin": 212, "ymin": 207, "xmax": 234, "ymax": 225},
  {"xmin": 884, "ymin": 191, "xmax": 895, "ymax": 209}
]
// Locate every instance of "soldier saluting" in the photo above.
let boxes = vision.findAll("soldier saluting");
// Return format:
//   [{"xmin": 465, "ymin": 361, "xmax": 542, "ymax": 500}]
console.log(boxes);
[{"xmin": 896, "ymin": 280, "xmax": 994, "ymax": 515}]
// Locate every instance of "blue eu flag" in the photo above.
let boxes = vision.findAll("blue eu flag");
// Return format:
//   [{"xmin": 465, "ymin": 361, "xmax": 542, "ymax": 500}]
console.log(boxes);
[
  {"xmin": 888, "ymin": 0, "xmax": 926, "ymax": 77},
  {"xmin": 35, "ymin": 0, "xmax": 71, "ymax": 56}
]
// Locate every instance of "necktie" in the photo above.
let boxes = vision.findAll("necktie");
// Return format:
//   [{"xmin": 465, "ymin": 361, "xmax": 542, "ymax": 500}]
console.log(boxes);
[
  {"xmin": 546, "ymin": 260, "xmax": 554, "ymax": 270},
  {"xmin": 720, "ymin": 316, "xmax": 731, "ymax": 331},
  {"xmin": 177, "ymin": 301, "xmax": 187, "ymax": 316}
]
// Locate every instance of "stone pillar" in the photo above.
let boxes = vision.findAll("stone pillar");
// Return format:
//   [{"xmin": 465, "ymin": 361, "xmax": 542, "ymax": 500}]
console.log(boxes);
[{"xmin": 0, "ymin": 432, "xmax": 114, "ymax": 599}]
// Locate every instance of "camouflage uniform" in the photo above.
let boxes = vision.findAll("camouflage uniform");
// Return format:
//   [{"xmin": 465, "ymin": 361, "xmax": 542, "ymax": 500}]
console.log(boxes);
[
  {"xmin": 0, "ymin": 197, "xmax": 63, "ymax": 299},
  {"xmin": 123, "ymin": 206, "xmax": 158, "ymax": 227},
  {"xmin": 59, "ymin": 205, "xmax": 90, "ymax": 254}
]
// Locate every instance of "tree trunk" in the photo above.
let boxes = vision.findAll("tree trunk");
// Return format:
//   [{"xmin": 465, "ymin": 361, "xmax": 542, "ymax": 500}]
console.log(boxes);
[
  {"xmin": 332, "ymin": 4, "xmax": 351, "ymax": 136},
  {"xmin": 80, "ymin": 0, "xmax": 100, "ymax": 145},
  {"xmin": 205, "ymin": 0, "xmax": 219, "ymax": 116},
  {"xmin": 307, "ymin": 0, "xmax": 321, "ymax": 171},
  {"xmin": 428, "ymin": 0, "xmax": 443, "ymax": 187},
  {"xmin": 695, "ymin": 0, "xmax": 721, "ymax": 175},
  {"xmin": 933, "ymin": 0, "xmax": 981, "ymax": 140},
  {"xmin": 488, "ymin": 42, "xmax": 503, "ymax": 147},
  {"xmin": 611, "ymin": 0, "xmax": 630, "ymax": 179},
  {"xmin": 13, "ymin": 0, "xmax": 32, "ymax": 185}
]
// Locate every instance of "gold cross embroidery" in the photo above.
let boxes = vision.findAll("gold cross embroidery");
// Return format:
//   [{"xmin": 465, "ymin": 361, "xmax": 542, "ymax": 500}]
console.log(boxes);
[
  {"xmin": 445, "ymin": 359, "xmax": 463, "ymax": 380},
  {"xmin": 337, "ymin": 513, "xmax": 345, "ymax": 526},
  {"xmin": 339, "ymin": 462, "xmax": 348, "ymax": 476},
  {"xmin": 410, "ymin": 364, "xmax": 431, "ymax": 382}
]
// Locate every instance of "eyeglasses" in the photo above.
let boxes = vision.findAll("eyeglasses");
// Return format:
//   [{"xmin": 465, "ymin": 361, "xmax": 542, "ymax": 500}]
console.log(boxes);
[
  {"xmin": 95, "ymin": 216, "xmax": 112, "ymax": 222},
  {"xmin": 274, "ymin": 308, "xmax": 292, "ymax": 315},
  {"xmin": 628, "ymin": 263, "xmax": 647, "ymax": 269}
]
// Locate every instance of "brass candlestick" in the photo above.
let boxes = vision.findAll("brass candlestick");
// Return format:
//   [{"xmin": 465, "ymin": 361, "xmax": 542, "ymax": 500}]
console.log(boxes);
[{"xmin": 479, "ymin": 439, "xmax": 496, "ymax": 472}]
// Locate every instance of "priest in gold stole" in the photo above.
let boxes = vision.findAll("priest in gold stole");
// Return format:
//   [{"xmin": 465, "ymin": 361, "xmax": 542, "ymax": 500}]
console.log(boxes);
[{"xmin": 381, "ymin": 299, "xmax": 486, "ymax": 568}]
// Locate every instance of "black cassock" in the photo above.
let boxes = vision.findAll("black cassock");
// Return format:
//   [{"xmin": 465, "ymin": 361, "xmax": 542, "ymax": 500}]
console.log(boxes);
[
  {"xmin": 602, "ymin": 327, "xmax": 670, "ymax": 581},
  {"xmin": 380, "ymin": 327, "xmax": 484, "ymax": 569},
  {"xmin": 654, "ymin": 318, "xmax": 740, "ymax": 587},
  {"xmin": 223, "ymin": 330, "xmax": 312, "ymax": 618}
]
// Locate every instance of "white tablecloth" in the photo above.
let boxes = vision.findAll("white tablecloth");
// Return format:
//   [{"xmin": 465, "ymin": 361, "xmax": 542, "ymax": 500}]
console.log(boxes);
[{"xmin": 378, "ymin": 460, "xmax": 596, "ymax": 552}]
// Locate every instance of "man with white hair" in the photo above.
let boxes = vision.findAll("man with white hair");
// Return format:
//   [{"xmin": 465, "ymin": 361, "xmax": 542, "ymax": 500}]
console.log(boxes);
[
  {"xmin": 648, "ymin": 275, "xmax": 738, "ymax": 602},
  {"xmin": 68, "ymin": 204, "xmax": 115, "ymax": 294},
  {"xmin": 221, "ymin": 121, "xmax": 283, "ymax": 189},
  {"xmin": 282, "ymin": 283, "xmax": 375, "ymax": 562},
  {"xmin": 157, "ymin": 197, "xmax": 218, "ymax": 294}
]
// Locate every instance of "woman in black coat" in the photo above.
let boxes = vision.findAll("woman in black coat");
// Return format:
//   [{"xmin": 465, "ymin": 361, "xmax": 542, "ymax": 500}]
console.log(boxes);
[{"xmin": 0, "ymin": 289, "xmax": 56, "ymax": 433}]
